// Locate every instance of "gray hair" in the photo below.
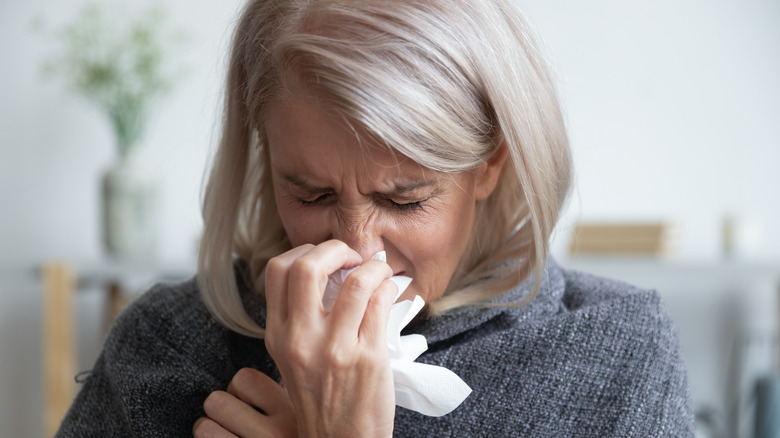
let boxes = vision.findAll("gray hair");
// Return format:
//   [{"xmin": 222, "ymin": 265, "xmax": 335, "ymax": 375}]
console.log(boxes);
[{"xmin": 198, "ymin": 0, "xmax": 572, "ymax": 337}]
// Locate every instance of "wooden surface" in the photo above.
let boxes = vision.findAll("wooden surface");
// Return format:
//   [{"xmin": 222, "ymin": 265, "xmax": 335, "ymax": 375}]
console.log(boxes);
[{"xmin": 42, "ymin": 263, "xmax": 76, "ymax": 438}]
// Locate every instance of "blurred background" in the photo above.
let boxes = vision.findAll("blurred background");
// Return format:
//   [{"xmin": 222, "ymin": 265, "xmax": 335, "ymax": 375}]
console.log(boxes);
[{"xmin": 1, "ymin": 0, "xmax": 778, "ymax": 437}]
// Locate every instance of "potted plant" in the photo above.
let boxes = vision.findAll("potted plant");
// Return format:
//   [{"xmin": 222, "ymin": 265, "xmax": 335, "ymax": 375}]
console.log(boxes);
[{"xmin": 39, "ymin": 3, "xmax": 185, "ymax": 258}]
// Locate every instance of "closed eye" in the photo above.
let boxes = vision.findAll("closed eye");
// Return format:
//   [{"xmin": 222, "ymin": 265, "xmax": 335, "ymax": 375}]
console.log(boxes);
[
  {"xmin": 299, "ymin": 193, "xmax": 335, "ymax": 206},
  {"xmin": 299, "ymin": 194, "xmax": 424, "ymax": 213},
  {"xmin": 382, "ymin": 198, "xmax": 424, "ymax": 212}
]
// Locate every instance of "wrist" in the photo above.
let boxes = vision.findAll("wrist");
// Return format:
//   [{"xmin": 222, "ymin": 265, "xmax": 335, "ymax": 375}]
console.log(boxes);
[{"xmin": 296, "ymin": 419, "xmax": 393, "ymax": 438}]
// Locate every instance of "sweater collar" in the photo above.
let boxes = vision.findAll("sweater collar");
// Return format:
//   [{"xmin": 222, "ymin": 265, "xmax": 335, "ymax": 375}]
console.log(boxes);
[{"xmin": 404, "ymin": 257, "xmax": 566, "ymax": 345}]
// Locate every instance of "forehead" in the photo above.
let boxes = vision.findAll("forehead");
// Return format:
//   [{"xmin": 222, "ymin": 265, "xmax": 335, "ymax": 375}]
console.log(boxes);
[
  {"xmin": 264, "ymin": 98, "xmax": 438, "ymax": 186},
  {"xmin": 265, "ymin": 98, "xmax": 373, "ymax": 157}
]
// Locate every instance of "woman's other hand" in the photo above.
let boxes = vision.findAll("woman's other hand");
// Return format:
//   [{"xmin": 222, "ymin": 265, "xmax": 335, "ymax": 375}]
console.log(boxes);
[
  {"xmin": 264, "ymin": 240, "xmax": 397, "ymax": 438},
  {"xmin": 193, "ymin": 367, "xmax": 297, "ymax": 437}
]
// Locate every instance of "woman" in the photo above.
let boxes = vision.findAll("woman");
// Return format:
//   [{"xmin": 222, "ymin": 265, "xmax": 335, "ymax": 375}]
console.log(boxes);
[{"xmin": 57, "ymin": 0, "xmax": 694, "ymax": 436}]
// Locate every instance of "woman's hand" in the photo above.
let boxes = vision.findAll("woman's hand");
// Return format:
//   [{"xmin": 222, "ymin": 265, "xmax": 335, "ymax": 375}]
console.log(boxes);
[
  {"xmin": 193, "ymin": 368, "xmax": 297, "ymax": 437},
  {"xmin": 264, "ymin": 240, "xmax": 398, "ymax": 438}
]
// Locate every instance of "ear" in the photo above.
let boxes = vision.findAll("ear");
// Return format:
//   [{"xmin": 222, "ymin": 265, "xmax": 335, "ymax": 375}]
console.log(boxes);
[{"xmin": 474, "ymin": 142, "xmax": 509, "ymax": 201}]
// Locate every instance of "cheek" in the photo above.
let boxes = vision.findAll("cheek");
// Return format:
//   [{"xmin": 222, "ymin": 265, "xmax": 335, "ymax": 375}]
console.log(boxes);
[
  {"xmin": 277, "ymin": 203, "xmax": 330, "ymax": 247},
  {"xmin": 401, "ymin": 214, "xmax": 462, "ymax": 257},
  {"xmin": 393, "ymin": 199, "xmax": 476, "ymax": 289}
]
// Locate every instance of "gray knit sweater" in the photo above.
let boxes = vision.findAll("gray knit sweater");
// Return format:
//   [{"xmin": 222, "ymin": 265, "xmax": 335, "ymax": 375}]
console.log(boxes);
[{"xmin": 56, "ymin": 259, "xmax": 694, "ymax": 437}]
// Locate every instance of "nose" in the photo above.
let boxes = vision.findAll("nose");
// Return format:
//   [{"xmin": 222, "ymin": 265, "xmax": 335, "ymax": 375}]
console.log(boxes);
[{"xmin": 331, "ymin": 212, "xmax": 385, "ymax": 263}]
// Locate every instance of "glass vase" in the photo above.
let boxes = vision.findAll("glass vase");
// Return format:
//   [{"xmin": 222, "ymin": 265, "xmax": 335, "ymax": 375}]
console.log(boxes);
[{"xmin": 101, "ymin": 149, "xmax": 158, "ymax": 259}]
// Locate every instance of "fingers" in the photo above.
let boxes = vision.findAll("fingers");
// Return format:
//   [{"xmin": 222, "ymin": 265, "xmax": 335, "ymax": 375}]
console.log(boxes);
[
  {"xmin": 266, "ymin": 240, "xmax": 395, "ymax": 349},
  {"xmin": 201, "ymin": 391, "xmax": 263, "ymax": 436},
  {"xmin": 193, "ymin": 417, "xmax": 238, "ymax": 438},
  {"xmin": 227, "ymin": 368, "xmax": 291, "ymax": 416},
  {"xmin": 329, "ymin": 259, "xmax": 393, "ymax": 339},
  {"xmin": 202, "ymin": 390, "xmax": 268, "ymax": 438},
  {"xmin": 197, "ymin": 369, "xmax": 298, "ymax": 438},
  {"xmin": 264, "ymin": 244, "xmax": 314, "ymax": 327},
  {"xmin": 285, "ymin": 240, "xmax": 362, "ymax": 321},
  {"xmin": 359, "ymin": 277, "xmax": 397, "ymax": 344}
]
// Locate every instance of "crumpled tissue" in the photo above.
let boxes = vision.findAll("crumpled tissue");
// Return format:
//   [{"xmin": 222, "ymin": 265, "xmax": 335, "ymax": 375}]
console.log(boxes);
[{"xmin": 322, "ymin": 251, "xmax": 472, "ymax": 417}]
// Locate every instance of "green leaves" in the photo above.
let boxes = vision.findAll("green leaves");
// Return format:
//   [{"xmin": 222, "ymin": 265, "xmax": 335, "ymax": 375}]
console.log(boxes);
[{"xmin": 39, "ymin": 3, "xmax": 185, "ymax": 155}]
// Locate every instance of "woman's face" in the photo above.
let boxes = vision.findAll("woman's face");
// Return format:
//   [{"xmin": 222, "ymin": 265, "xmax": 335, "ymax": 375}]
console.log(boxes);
[{"xmin": 265, "ymin": 99, "xmax": 502, "ymax": 303}]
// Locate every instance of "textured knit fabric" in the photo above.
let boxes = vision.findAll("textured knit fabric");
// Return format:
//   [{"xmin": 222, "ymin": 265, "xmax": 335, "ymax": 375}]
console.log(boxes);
[{"xmin": 56, "ymin": 259, "xmax": 695, "ymax": 437}]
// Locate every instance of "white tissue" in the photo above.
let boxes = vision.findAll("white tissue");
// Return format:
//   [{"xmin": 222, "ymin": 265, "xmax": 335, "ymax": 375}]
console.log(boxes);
[
  {"xmin": 322, "ymin": 251, "xmax": 410, "ymax": 312},
  {"xmin": 323, "ymin": 251, "xmax": 472, "ymax": 417}
]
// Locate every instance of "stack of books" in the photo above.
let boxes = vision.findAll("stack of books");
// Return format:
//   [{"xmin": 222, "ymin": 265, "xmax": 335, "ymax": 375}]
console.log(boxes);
[{"xmin": 568, "ymin": 222, "xmax": 675, "ymax": 257}]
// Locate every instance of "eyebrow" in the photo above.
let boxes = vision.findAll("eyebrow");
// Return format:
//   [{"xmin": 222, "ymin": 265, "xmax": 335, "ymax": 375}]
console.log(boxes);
[
  {"xmin": 281, "ymin": 175, "xmax": 333, "ymax": 194},
  {"xmin": 280, "ymin": 174, "xmax": 435, "ymax": 195}
]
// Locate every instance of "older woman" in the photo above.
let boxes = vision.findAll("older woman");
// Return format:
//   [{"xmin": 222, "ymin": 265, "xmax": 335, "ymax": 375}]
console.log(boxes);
[{"xmin": 56, "ymin": 0, "xmax": 694, "ymax": 436}]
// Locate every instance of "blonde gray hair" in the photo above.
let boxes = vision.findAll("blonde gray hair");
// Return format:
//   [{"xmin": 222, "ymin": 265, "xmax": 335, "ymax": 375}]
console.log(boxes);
[{"xmin": 198, "ymin": 0, "xmax": 572, "ymax": 337}]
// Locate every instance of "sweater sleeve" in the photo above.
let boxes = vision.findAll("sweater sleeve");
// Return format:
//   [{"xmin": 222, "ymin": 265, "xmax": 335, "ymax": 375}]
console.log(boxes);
[
  {"xmin": 562, "ymin": 272, "xmax": 695, "ymax": 437},
  {"xmin": 589, "ymin": 293, "xmax": 693, "ymax": 437},
  {"xmin": 55, "ymin": 280, "xmax": 238, "ymax": 438}
]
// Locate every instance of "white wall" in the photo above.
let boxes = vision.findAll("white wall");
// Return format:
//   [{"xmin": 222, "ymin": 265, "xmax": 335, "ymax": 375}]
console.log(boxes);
[
  {"xmin": 1, "ymin": 0, "xmax": 779, "ymax": 436},
  {"xmin": 520, "ymin": 1, "xmax": 780, "ymax": 433},
  {"xmin": 0, "ymin": 1, "xmax": 244, "ymax": 436},
  {"xmin": 1, "ymin": 0, "xmax": 245, "ymax": 266},
  {"xmin": 516, "ymin": 0, "xmax": 780, "ymax": 261}
]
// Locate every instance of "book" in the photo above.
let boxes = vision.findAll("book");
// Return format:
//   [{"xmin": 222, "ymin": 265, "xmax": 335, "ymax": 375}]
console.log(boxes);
[{"xmin": 568, "ymin": 222, "xmax": 676, "ymax": 256}]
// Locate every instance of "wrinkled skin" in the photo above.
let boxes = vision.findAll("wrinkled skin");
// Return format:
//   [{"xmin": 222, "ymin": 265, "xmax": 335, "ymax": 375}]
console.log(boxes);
[{"xmin": 195, "ymin": 98, "xmax": 507, "ymax": 437}]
